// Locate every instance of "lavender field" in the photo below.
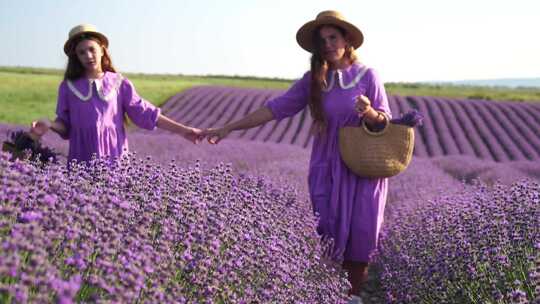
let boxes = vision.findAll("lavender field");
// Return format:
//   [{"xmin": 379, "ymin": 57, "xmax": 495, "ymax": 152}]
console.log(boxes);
[{"xmin": 1, "ymin": 86, "xmax": 539, "ymax": 303}]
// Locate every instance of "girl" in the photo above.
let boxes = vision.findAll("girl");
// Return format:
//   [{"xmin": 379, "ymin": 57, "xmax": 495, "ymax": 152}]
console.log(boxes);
[
  {"xmin": 31, "ymin": 24, "xmax": 203, "ymax": 163},
  {"xmin": 203, "ymin": 11, "xmax": 390, "ymax": 304}
]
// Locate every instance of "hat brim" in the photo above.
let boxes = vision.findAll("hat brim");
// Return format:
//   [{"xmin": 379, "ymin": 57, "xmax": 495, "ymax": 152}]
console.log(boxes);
[
  {"xmin": 63, "ymin": 31, "xmax": 109, "ymax": 55},
  {"xmin": 296, "ymin": 18, "xmax": 363, "ymax": 53}
]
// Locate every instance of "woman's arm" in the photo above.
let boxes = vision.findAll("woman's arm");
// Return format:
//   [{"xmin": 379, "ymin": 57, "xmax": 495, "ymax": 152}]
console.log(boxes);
[
  {"xmin": 203, "ymin": 107, "xmax": 274, "ymax": 144},
  {"xmin": 156, "ymin": 114, "xmax": 203, "ymax": 144},
  {"xmin": 204, "ymin": 72, "xmax": 309, "ymax": 144},
  {"xmin": 224, "ymin": 107, "xmax": 274, "ymax": 132}
]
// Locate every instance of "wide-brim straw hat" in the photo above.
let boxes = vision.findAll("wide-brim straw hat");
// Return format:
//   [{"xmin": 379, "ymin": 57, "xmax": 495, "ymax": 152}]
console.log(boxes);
[
  {"xmin": 63, "ymin": 24, "xmax": 109, "ymax": 55},
  {"xmin": 296, "ymin": 10, "xmax": 364, "ymax": 53}
]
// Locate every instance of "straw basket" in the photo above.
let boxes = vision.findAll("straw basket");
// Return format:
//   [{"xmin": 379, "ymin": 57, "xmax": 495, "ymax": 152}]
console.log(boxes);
[{"xmin": 338, "ymin": 113, "xmax": 414, "ymax": 178}]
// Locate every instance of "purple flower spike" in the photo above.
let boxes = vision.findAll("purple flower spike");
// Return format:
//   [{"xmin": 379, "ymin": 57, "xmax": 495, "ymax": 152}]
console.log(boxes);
[
  {"xmin": 390, "ymin": 110, "xmax": 424, "ymax": 127},
  {"xmin": 17, "ymin": 211, "xmax": 43, "ymax": 223}
]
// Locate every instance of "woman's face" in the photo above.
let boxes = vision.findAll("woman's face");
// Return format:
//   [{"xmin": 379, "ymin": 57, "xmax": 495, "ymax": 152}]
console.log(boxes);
[
  {"xmin": 318, "ymin": 25, "xmax": 348, "ymax": 66},
  {"xmin": 75, "ymin": 39, "xmax": 104, "ymax": 73}
]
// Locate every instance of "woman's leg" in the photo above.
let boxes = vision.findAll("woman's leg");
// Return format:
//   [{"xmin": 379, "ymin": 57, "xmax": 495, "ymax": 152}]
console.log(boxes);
[{"xmin": 342, "ymin": 260, "xmax": 369, "ymax": 296}]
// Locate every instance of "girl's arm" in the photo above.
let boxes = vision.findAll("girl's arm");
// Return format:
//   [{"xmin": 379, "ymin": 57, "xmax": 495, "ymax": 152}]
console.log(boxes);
[
  {"xmin": 156, "ymin": 114, "xmax": 203, "ymax": 144},
  {"xmin": 203, "ymin": 107, "xmax": 274, "ymax": 144}
]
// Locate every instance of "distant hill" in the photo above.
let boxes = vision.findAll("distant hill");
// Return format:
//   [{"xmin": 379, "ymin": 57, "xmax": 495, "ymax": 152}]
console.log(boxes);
[{"xmin": 447, "ymin": 78, "xmax": 540, "ymax": 88}]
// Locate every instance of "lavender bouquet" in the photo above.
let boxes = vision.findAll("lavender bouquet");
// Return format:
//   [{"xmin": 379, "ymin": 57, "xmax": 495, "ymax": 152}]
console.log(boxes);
[{"xmin": 2, "ymin": 130, "xmax": 58, "ymax": 164}]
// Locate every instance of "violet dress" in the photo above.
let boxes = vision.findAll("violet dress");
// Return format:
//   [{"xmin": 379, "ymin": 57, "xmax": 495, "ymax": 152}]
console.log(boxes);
[
  {"xmin": 266, "ymin": 62, "xmax": 391, "ymax": 262},
  {"xmin": 55, "ymin": 71, "xmax": 161, "ymax": 163}
]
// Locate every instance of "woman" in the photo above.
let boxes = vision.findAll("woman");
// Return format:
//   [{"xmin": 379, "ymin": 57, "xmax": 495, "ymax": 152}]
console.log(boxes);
[
  {"xmin": 204, "ymin": 11, "xmax": 390, "ymax": 303},
  {"xmin": 30, "ymin": 24, "xmax": 203, "ymax": 163}
]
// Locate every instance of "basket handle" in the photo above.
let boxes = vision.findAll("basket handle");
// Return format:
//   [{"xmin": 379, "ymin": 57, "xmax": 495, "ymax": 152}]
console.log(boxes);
[{"xmin": 361, "ymin": 111, "xmax": 390, "ymax": 136}]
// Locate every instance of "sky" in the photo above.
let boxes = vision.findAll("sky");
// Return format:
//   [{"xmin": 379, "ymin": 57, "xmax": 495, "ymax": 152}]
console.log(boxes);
[{"xmin": 1, "ymin": 0, "xmax": 539, "ymax": 83}]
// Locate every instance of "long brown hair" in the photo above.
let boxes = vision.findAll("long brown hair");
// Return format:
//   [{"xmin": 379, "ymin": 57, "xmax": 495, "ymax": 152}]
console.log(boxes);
[
  {"xmin": 309, "ymin": 25, "xmax": 357, "ymax": 134},
  {"xmin": 64, "ymin": 35, "xmax": 117, "ymax": 80}
]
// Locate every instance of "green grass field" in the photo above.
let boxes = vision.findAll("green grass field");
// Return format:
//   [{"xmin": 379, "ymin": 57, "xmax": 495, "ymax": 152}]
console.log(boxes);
[{"xmin": 1, "ymin": 66, "xmax": 539, "ymax": 125}]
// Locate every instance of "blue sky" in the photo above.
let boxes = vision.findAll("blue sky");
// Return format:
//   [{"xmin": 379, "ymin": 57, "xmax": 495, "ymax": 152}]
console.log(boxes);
[{"xmin": 1, "ymin": 0, "xmax": 539, "ymax": 82}]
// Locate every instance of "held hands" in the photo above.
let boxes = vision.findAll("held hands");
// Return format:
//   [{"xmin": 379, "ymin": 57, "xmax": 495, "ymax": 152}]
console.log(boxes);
[
  {"xmin": 178, "ymin": 126, "xmax": 230, "ymax": 145},
  {"xmin": 202, "ymin": 127, "xmax": 231, "ymax": 145},
  {"xmin": 181, "ymin": 127, "xmax": 205, "ymax": 144},
  {"xmin": 156, "ymin": 115, "xmax": 205, "ymax": 144},
  {"xmin": 192, "ymin": 106, "xmax": 271, "ymax": 145},
  {"xmin": 179, "ymin": 126, "xmax": 228, "ymax": 145}
]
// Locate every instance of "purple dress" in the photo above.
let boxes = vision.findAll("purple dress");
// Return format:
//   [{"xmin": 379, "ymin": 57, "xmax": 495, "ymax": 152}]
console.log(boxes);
[
  {"xmin": 266, "ymin": 62, "xmax": 391, "ymax": 262},
  {"xmin": 55, "ymin": 71, "xmax": 161, "ymax": 163}
]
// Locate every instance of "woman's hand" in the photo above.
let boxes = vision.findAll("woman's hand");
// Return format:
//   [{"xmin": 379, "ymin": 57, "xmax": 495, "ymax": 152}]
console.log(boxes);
[
  {"xmin": 30, "ymin": 119, "xmax": 51, "ymax": 140},
  {"xmin": 355, "ymin": 95, "xmax": 387, "ymax": 127},
  {"xmin": 203, "ymin": 127, "xmax": 231, "ymax": 145},
  {"xmin": 181, "ymin": 127, "xmax": 205, "ymax": 144},
  {"xmin": 156, "ymin": 115, "xmax": 205, "ymax": 144},
  {"xmin": 354, "ymin": 95, "xmax": 372, "ymax": 117}
]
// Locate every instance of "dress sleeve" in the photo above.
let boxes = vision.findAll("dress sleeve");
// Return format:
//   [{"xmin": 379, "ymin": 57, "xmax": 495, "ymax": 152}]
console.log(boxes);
[
  {"xmin": 265, "ymin": 72, "xmax": 310, "ymax": 121},
  {"xmin": 365, "ymin": 68, "xmax": 392, "ymax": 118},
  {"xmin": 55, "ymin": 81, "xmax": 70, "ymax": 140},
  {"xmin": 120, "ymin": 77, "xmax": 161, "ymax": 130}
]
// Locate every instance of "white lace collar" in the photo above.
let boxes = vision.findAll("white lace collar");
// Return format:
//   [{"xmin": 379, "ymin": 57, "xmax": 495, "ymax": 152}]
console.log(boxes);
[
  {"xmin": 67, "ymin": 73, "xmax": 124, "ymax": 102},
  {"xmin": 322, "ymin": 65, "xmax": 369, "ymax": 92}
]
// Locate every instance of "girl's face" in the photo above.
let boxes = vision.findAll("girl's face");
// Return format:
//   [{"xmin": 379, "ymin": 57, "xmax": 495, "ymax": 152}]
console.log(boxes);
[
  {"xmin": 75, "ymin": 39, "xmax": 103, "ymax": 73},
  {"xmin": 318, "ymin": 25, "xmax": 348, "ymax": 66}
]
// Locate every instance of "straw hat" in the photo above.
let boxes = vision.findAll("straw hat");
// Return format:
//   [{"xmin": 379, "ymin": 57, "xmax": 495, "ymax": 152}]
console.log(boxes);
[
  {"xmin": 63, "ymin": 24, "xmax": 109, "ymax": 55},
  {"xmin": 296, "ymin": 10, "xmax": 364, "ymax": 53}
]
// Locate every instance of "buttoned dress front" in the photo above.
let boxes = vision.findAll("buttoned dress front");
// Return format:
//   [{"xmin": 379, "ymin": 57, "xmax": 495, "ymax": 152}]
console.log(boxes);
[
  {"xmin": 55, "ymin": 72, "xmax": 161, "ymax": 163},
  {"xmin": 266, "ymin": 63, "xmax": 391, "ymax": 262}
]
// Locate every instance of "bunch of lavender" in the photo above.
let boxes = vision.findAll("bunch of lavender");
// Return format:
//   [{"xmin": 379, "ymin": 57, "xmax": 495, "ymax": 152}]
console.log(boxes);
[
  {"xmin": 375, "ymin": 179, "xmax": 539, "ymax": 303},
  {"xmin": 0, "ymin": 151, "xmax": 349, "ymax": 303},
  {"xmin": 2, "ymin": 130, "xmax": 58, "ymax": 164}
]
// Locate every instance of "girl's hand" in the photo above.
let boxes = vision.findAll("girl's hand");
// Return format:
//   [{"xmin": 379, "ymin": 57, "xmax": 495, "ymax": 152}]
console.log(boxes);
[
  {"xmin": 354, "ymin": 95, "xmax": 372, "ymax": 117},
  {"xmin": 203, "ymin": 127, "xmax": 231, "ymax": 145},
  {"xmin": 182, "ymin": 127, "xmax": 204, "ymax": 144},
  {"xmin": 30, "ymin": 119, "xmax": 51, "ymax": 139}
]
